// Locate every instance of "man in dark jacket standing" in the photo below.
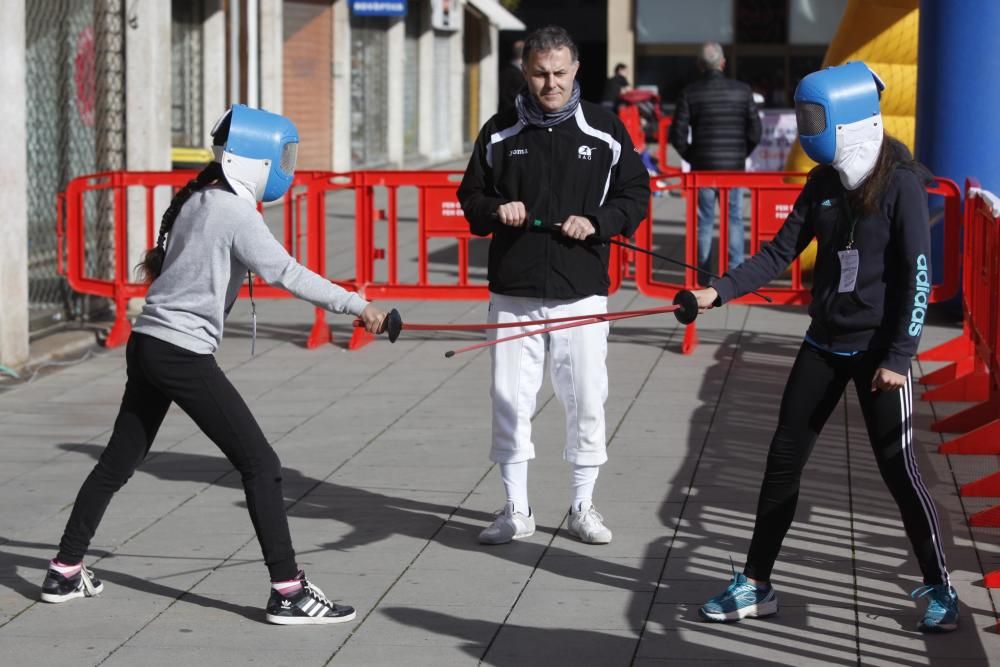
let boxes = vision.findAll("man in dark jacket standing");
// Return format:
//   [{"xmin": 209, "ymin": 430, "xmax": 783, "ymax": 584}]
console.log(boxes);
[
  {"xmin": 497, "ymin": 40, "xmax": 524, "ymax": 114},
  {"xmin": 601, "ymin": 63, "xmax": 631, "ymax": 111},
  {"xmin": 669, "ymin": 42, "xmax": 761, "ymax": 284},
  {"xmin": 459, "ymin": 25, "xmax": 649, "ymax": 548}
]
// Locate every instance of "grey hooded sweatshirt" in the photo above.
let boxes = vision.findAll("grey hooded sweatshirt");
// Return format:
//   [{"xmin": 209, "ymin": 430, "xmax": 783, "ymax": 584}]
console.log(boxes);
[{"xmin": 133, "ymin": 186, "xmax": 367, "ymax": 354}]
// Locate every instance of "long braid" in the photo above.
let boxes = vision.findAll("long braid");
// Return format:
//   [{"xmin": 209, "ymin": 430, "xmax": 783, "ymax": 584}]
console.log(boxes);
[{"xmin": 137, "ymin": 162, "xmax": 223, "ymax": 282}]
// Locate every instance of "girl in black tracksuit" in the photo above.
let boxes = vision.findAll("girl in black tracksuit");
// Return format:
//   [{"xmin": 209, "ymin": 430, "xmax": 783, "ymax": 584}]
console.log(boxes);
[{"xmin": 697, "ymin": 137, "xmax": 954, "ymax": 621}]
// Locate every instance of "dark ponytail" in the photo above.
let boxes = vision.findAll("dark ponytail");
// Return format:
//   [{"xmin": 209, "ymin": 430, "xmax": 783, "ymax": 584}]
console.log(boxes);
[{"xmin": 137, "ymin": 161, "xmax": 224, "ymax": 283}]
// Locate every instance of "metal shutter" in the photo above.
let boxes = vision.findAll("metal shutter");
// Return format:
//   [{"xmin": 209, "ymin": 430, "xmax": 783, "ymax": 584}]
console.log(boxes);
[
  {"xmin": 350, "ymin": 14, "xmax": 389, "ymax": 167},
  {"xmin": 431, "ymin": 31, "xmax": 452, "ymax": 159},
  {"xmin": 403, "ymin": 4, "xmax": 421, "ymax": 160}
]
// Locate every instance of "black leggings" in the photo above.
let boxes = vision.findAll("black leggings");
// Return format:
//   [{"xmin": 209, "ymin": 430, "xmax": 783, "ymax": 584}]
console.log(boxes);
[
  {"xmin": 57, "ymin": 333, "xmax": 297, "ymax": 581},
  {"xmin": 743, "ymin": 341, "xmax": 950, "ymax": 586}
]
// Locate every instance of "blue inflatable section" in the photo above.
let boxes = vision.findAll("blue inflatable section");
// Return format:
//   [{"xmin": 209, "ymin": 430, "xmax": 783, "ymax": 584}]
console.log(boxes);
[{"xmin": 916, "ymin": 0, "xmax": 1000, "ymax": 308}]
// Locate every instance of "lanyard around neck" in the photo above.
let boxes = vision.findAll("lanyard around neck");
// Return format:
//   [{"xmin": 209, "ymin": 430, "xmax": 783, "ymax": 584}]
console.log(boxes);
[{"xmin": 843, "ymin": 198, "xmax": 860, "ymax": 250}]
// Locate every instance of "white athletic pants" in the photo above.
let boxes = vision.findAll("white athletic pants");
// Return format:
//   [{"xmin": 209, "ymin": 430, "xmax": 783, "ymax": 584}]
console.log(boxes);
[{"xmin": 488, "ymin": 292, "xmax": 609, "ymax": 466}]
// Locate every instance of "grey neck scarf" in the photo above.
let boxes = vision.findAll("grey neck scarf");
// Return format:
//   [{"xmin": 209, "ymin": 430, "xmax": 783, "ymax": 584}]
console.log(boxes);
[{"xmin": 515, "ymin": 81, "xmax": 582, "ymax": 128}]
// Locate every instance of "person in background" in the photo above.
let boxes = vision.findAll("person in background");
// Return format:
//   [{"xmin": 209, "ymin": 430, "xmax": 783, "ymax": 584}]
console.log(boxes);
[
  {"xmin": 601, "ymin": 62, "xmax": 631, "ymax": 111},
  {"xmin": 670, "ymin": 42, "xmax": 761, "ymax": 285},
  {"xmin": 498, "ymin": 39, "xmax": 525, "ymax": 114}
]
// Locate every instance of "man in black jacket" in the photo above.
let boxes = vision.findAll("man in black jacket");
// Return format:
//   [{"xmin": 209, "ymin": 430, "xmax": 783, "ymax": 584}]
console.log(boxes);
[
  {"xmin": 459, "ymin": 25, "xmax": 649, "ymax": 547},
  {"xmin": 669, "ymin": 42, "xmax": 761, "ymax": 284},
  {"xmin": 498, "ymin": 40, "xmax": 524, "ymax": 114},
  {"xmin": 601, "ymin": 63, "xmax": 631, "ymax": 111}
]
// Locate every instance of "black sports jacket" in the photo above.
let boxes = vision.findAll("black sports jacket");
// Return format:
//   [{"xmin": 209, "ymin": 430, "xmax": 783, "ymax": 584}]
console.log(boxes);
[
  {"xmin": 458, "ymin": 101, "xmax": 650, "ymax": 299},
  {"xmin": 713, "ymin": 161, "xmax": 933, "ymax": 374},
  {"xmin": 669, "ymin": 70, "xmax": 762, "ymax": 171}
]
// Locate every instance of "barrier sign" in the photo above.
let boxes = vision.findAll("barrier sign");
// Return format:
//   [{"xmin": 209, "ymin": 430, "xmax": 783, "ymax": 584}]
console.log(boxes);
[
  {"xmin": 747, "ymin": 110, "xmax": 798, "ymax": 172},
  {"xmin": 422, "ymin": 188, "xmax": 468, "ymax": 235},
  {"xmin": 755, "ymin": 189, "xmax": 799, "ymax": 239}
]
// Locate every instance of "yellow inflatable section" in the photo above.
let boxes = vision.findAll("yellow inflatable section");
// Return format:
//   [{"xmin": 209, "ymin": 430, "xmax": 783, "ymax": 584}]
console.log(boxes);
[{"xmin": 786, "ymin": 0, "xmax": 919, "ymax": 270}]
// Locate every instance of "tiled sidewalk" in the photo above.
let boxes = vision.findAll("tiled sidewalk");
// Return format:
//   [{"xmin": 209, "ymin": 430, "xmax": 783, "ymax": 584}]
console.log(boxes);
[{"xmin": 0, "ymin": 290, "xmax": 997, "ymax": 666}]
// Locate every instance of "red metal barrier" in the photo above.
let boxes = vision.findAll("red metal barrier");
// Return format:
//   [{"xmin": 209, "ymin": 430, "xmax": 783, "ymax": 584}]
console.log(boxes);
[
  {"xmin": 59, "ymin": 169, "xmax": 963, "ymax": 356},
  {"xmin": 60, "ymin": 170, "xmax": 348, "ymax": 348},
  {"xmin": 656, "ymin": 117, "xmax": 683, "ymax": 176},
  {"xmin": 631, "ymin": 171, "xmax": 963, "ymax": 354},
  {"xmin": 348, "ymin": 170, "xmax": 490, "ymax": 301},
  {"xmin": 925, "ymin": 179, "xmax": 1000, "ymax": 460},
  {"xmin": 932, "ymin": 181, "xmax": 1000, "ymax": 457},
  {"xmin": 341, "ymin": 170, "xmax": 626, "ymax": 348},
  {"xmin": 59, "ymin": 169, "xmax": 626, "ymax": 351},
  {"xmin": 618, "ymin": 105, "xmax": 645, "ymax": 153},
  {"xmin": 617, "ymin": 89, "xmax": 662, "ymax": 156},
  {"xmin": 920, "ymin": 181, "xmax": 1000, "ymax": 596},
  {"xmin": 335, "ymin": 170, "xmax": 490, "ymax": 349}
]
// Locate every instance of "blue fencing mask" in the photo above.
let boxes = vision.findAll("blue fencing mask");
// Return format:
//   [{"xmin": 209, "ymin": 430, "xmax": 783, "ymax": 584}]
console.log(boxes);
[
  {"xmin": 210, "ymin": 104, "xmax": 299, "ymax": 203},
  {"xmin": 794, "ymin": 61, "xmax": 885, "ymax": 190}
]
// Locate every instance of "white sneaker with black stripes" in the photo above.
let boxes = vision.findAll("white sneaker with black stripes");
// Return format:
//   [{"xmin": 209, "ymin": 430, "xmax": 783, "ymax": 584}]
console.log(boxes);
[
  {"xmin": 40, "ymin": 564, "xmax": 103, "ymax": 603},
  {"xmin": 265, "ymin": 571, "xmax": 356, "ymax": 625}
]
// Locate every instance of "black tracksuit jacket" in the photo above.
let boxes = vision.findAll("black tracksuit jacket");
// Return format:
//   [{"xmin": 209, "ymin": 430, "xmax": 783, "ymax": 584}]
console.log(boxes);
[
  {"xmin": 713, "ymin": 162, "xmax": 933, "ymax": 374},
  {"xmin": 458, "ymin": 101, "xmax": 650, "ymax": 299}
]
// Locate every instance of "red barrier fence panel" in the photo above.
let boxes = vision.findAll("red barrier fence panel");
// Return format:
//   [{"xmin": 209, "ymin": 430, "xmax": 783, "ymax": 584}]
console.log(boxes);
[
  {"xmin": 617, "ymin": 89, "xmax": 662, "ymax": 157},
  {"xmin": 286, "ymin": 171, "xmax": 360, "ymax": 349},
  {"xmin": 273, "ymin": 170, "xmax": 626, "ymax": 350},
  {"xmin": 618, "ymin": 105, "xmax": 645, "ymax": 153},
  {"xmin": 919, "ymin": 178, "xmax": 980, "ymax": 379},
  {"xmin": 637, "ymin": 171, "xmax": 809, "ymax": 308},
  {"xmin": 60, "ymin": 169, "xmax": 964, "ymax": 356},
  {"xmin": 634, "ymin": 172, "xmax": 963, "ymax": 354},
  {"xmin": 928, "ymin": 178, "xmax": 964, "ymax": 304},
  {"xmin": 61, "ymin": 170, "xmax": 348, "ymax": 348},
  {"xmin": 344, "ymin": 170, "xmax": 489, "ymax": 306},
  {"xmin": 65, "ymin": 172, "xmax": 177, "ymax": 347},
  {"xmin": 921, "ymin": 182, "xmax": 1000, "ymax": 549},
  {"xmin": 347, "ymin": 170, "xmax": 623, "ymax": 294},
  {"xmin": 932, "ymin": 183, "xmax": 1000, "ymax": 438},
  {"xmin": 657, "ymin": 117, "xmax": 671, "ymax": 176}
]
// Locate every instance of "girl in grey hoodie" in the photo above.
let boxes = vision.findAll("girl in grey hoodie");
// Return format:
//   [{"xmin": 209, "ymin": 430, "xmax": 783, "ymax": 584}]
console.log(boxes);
[{"xmin": 40, "ymin": 105, "xmax": 388, "ymax": 625}]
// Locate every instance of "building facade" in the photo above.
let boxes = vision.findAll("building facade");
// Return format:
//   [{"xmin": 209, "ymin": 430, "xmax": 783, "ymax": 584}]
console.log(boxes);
[
  {"xmin": 624, "ymin": 0, "xmax": 848, "ymax": 107},
  {"xmin": 0, "ymin": 0, "xmax": 522, "ymax": 370}
]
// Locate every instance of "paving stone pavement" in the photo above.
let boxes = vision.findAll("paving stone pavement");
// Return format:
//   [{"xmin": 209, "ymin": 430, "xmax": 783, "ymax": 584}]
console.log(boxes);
[{"xmin": 1, "ymin": 184, "xmax": 998, "ymax": 666}]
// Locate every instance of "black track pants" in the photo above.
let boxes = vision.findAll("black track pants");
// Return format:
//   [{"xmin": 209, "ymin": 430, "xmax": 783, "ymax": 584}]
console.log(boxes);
[
  {"xmin": 57, "ymin": 333, "xmax": 297, "ymax": 581},
  {"xmin": 743, "ymin": 341, "xmax": 950, "ymax": 586}
]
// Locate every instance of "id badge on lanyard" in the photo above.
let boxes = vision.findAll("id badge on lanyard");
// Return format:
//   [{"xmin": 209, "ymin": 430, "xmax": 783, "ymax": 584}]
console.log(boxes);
[
  {"xmin": 838, "ymin": 200, "xmax": 860, "ymax": 293},
  {"xmin": 837, "ymin": 248, "xmax": 859, "ymax": 293}
]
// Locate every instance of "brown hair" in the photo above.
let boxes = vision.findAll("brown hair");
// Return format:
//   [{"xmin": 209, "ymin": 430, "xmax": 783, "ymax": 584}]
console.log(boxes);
[{"xmin": 809, "ymin": 135, "xmax": 932, "ymax": 215}]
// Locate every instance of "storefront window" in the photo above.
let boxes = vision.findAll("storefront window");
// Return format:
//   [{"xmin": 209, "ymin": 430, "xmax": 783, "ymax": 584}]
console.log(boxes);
[
  {"xmin": 635, "ymin": 0, "xmax": 733, "ymax": 45},
  {"xmin": 789, "ymin": 0, "xmax": 849, "ymax": 44},
  {"xmin": 350, "ymin": 14, "xmax": 390, "ymax": 167},
  {"xmin": 171, "ymin": 0, "xmax": 203, "ymax": 147},
  {"xmin": 636, "ymin": 55, "xmax": 699, "ymax": 105},
  {"xmin": 735, "ymin": 55, "xmax": 786, "ymax": 106},
  {"xmin": 404, "ymin": 4, "xmax": 421, "ymax": 159},
  {"xmin": 788, "ymin": 53, "xmax": 825, "ymax": 96},
  {"xmin": 735, "ymin": 0, "xmax": 787, "ymax": 44}
]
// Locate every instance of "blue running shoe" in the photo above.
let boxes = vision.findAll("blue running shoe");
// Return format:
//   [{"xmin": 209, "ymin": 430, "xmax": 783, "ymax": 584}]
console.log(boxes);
[
  {"xmin": 699, "ymin": 566, "xmax": 778, "ymax": 622},
  {"xmin": 912, "ymin": 584, "xmax": 959, "ymax": 633}
]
